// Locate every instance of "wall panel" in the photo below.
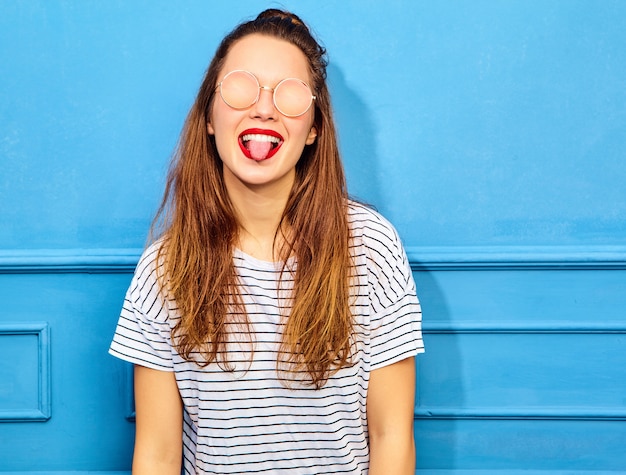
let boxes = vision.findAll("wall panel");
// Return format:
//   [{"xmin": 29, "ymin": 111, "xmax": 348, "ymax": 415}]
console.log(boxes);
[
  {"xmin": 0, "ymin": 265, "xmax": 134, "ymax": 471},
  {"xmin": 412, "ymin": 249, "xmax": 626, "ymax": 472},
  {"xmin": 0, "ymin": 323, "xmax": 50, "ymax": 421},
  {"xmin": 1, "ymin": 248, "xmax": 625, "ymax": 472}
]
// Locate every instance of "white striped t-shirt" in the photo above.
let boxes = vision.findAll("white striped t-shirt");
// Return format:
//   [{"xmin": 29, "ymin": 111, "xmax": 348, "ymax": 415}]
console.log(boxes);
[{"xmin": 109, "ymin": 202, "xmax": 424, "ymax": 475}]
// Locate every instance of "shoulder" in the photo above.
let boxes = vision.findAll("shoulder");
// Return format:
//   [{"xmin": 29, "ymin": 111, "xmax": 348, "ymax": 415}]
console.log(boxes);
[
  {"xmin": 127, "ymin": 240, "xmax": 169, "ymax": 312},
  {"xmin": 348, "ymin": 200, "xmax": 399, "ymax": 238},
  {"xmin": 347, "ymin": 201, "xmax": 412, "ymax": 290},
  {"xmin": 132, "ymin": 240, "xmax": 164, "ymax": 287},
  {"xmin": 348, "ymin": 200, "xmax": 404, "ymax": 259}
]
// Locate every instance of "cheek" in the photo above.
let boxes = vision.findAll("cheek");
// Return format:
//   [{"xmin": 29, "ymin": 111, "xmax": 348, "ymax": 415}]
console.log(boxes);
[{"xmin": 207, "ymin": 99, "xmax": 231, "ymax": 136}]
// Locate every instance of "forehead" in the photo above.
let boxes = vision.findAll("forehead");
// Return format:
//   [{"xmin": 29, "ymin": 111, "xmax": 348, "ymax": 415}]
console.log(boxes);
[{"xmin": 220, "ymin": 34, "xmax": 311, "ymax": 84}]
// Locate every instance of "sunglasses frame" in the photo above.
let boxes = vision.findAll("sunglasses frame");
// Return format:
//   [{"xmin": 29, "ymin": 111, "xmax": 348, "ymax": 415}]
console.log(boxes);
[{"xmin": 217, "ymin": 69, "xmax": 316, "ymax": 118}]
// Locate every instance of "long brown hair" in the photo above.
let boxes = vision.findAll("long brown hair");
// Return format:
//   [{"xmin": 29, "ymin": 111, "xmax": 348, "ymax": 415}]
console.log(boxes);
[{"xmin": 152, "ymin": 9, "xmax": 352, "ymax": 388}]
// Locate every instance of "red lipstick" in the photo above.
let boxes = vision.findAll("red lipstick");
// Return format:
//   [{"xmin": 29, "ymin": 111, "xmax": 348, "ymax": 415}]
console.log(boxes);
[{"xmin": 238, "ymin": 129, "xmax": 284, "ymax": 161}]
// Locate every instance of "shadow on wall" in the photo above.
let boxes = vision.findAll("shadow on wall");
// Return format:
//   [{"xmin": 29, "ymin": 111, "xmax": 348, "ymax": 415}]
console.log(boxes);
[
  {"xmin": 327, "ymin": 63, "xmax": 382, "ymax": 207},
  {"xmin": 327, "ymin": 61, "xmax": 465, "ymax": 469},
  {"xmin": 413, "ymin": 268, "xmax": 462, "ymax": 470}
]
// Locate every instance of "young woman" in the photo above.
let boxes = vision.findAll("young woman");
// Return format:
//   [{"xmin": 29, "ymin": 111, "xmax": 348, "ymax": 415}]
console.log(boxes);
[{"xmin": 110, "ymin": 9, "xmax": 424, "ymax": 475}]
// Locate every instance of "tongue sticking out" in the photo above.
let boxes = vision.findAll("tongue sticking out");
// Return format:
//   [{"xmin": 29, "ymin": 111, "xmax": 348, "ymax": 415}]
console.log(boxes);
[{"xmin": 248, "ymin": 140, "xmax": 273, "ymax": 161}]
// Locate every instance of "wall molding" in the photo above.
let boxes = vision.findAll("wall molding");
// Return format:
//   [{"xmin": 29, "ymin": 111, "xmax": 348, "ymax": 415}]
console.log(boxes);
[
  {"xmin": 0, "ymin": 473, "xmax": 131, "ymax": 475},
  {"xmin": 125, "ymin": 362, "xmax": 136, "ymax": 421},
  {"xmin": 0, "ymin": 472, "xmax": 619, "ymax": 475},
  {"xmin": 416, "ymin": 321, "xmax": 626, "ymax": 421},
  {"xmin": 0, "ymin": 471, "xmax": 618, "ymax": 475},
  {"xmin": 0, "ymin": 249, "xmax": 141, "ymax": 273},
  {"xmin": 0, "ymin": 323, "xmax": 51, "ymax": 421},
  {"xmin": 422, "ymin": 321, "xmax": 626, "ymax": 334},
  {"xmin": 406, "ymin": 245, "xmax": 626, "ymax": 270},
  {"xmin": 413, "ymin": 472, "xmax": 622, "ymax": 475},
  {"xmin": 414, "ymin": 406, "xmax": 626, "ymax": 421},
  {"xmin": 1, "ymin": 245, "xmax": 626, "ymax": 273}
]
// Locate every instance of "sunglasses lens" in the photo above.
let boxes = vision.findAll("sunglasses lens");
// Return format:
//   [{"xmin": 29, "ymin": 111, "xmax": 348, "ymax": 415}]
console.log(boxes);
[
  {"xmin": 274, "ymin": 78, "xmax": 314, "ymax": 117},
  {"xmin": 220, "ymin": 71, "xmax": 258, "ymax": 109}
]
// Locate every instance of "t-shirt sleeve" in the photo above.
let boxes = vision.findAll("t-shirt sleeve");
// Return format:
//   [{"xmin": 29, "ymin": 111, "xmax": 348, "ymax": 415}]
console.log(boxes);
[
  {"xmin": 366, "ymin": 215, "xmax": 424, "ymax": 371},
  {"xmin": 109, "ymin": 245, "xmax": 175, "ymax": 371}
]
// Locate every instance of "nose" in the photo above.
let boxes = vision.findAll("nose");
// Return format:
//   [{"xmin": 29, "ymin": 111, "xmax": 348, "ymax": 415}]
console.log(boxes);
[{"xmin": 251, "ymin": 86, "xmax": 277, "ymax": 120}]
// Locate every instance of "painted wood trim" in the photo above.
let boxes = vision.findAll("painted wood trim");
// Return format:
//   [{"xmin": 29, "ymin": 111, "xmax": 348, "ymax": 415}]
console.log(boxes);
[
  {"xmin": 422, "ymin": 321, "xmax": 626, "ymax": 334},
  {"xmin": 416, "ymin": 322, "xmax": 626, "ymax": 421},
  {"xmin": 125, "ymin": 362, "xmax": 136, "ymax": 421},
  {"xmin": 0, "ymin": 249, "xmax": 141, "ymax": 273},
  {"xmin": 413, "ymin": 472, "xmax": 624, "ymax": 475},
  {"xmin": 414, "ymin": 406, "xmax": 626, "ymax": 421},
  {"xmin": 1, "ymin": 245, "xmax": 625, "ymax": 273},
  {"xmin": 406, "ymin": 245, "xmax": 626, "ymax": 270},
  {"xmin": 0, "ymin": 323, "xmax": 51, "ymax": 421},
  {"xmin": 0, "ymin": 471, "xmax": 619, "ymax": 475},
  {"xmin": 0, "ymin": 472, "xmax": 132, "ymax": 475}
]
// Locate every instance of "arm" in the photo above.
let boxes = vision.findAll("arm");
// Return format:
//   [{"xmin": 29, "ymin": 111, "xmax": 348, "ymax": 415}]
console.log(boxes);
[
  {"xmin": 367, "ymin": 356, "xmax": 416, "ymax": 475},
  {"xmin": 132, "ymin": 364, "xmax": 183, "ymax": 475}
]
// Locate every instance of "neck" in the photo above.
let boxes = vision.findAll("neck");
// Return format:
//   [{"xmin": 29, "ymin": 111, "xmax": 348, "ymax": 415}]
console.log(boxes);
[{"xmin": 224, "ymin": 175, "xmax": 293, "ymax": 262}]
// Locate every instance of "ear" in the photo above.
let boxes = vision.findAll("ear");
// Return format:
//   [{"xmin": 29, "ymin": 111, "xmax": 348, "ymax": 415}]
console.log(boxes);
[
  {"xmin": 207, "ymin": 122, "xmax": 215, "ymax": 135},
  {"xmin": 305, "ymin": 126, "xmax": 317, "ymax": 145}
]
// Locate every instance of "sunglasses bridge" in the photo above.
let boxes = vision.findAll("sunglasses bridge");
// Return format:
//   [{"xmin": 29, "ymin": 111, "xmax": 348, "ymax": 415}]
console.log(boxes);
[{"xmin": 248, "ymin": 83, "xmax": 315, "ymax": 117}]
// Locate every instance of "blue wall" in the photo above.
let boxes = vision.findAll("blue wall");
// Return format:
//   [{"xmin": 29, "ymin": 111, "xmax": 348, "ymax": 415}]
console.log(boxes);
[{"xmin": 1, "ymin": 1, "xmax": 625, "ymax": 473}]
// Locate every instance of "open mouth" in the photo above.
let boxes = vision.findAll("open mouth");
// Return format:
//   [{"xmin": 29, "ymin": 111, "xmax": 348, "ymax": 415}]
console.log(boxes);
[{"xmin": 238, "ymin": 129, "xmax": 284, "ymax": 161}]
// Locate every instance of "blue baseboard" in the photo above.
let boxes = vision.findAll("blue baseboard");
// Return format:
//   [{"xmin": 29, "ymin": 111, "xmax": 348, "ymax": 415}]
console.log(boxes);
[
  {"xmin": 1, "ymin": 471, "xmax": 623, "ymax": 475},
  {"xmin": 0, "ymin": 473, "xmax": 132, "ymax": 475},
  {"xmin": 416, "ymin": 471, "xmax": 626, "ymax": 475}
]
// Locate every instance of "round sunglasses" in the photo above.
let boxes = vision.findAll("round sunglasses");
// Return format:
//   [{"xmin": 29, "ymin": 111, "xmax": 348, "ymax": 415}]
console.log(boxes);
[{"xmin": 217, "ymin": 70, "xmax": 316, "ymax": 117}]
